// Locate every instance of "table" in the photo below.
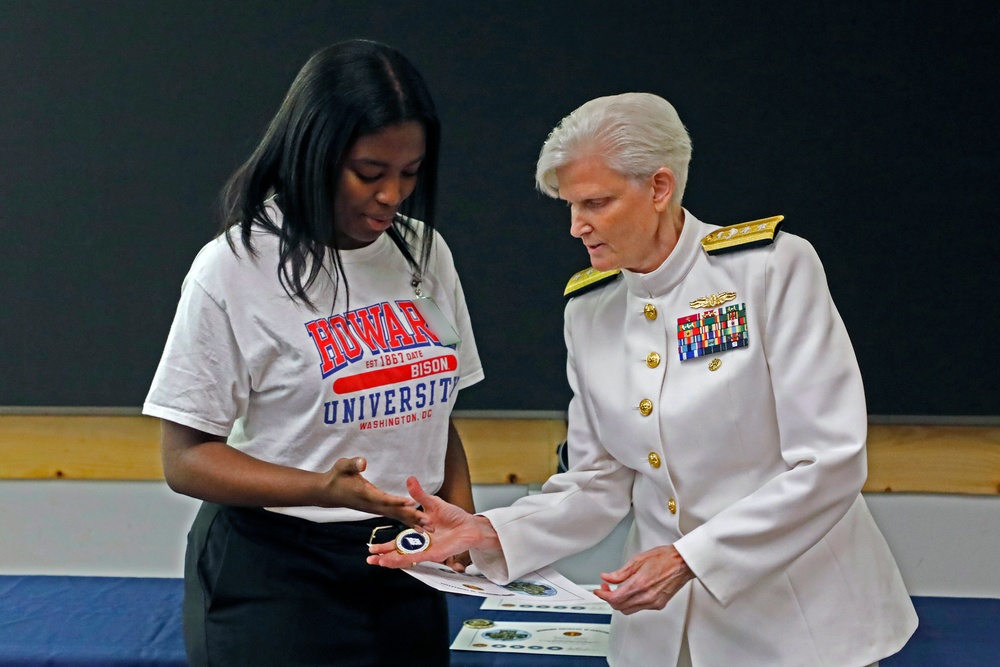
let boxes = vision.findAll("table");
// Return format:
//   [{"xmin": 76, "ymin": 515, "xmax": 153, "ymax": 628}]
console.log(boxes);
[{"xmin": 0, "ymin": 576, "xmax": 995, "ymax": 665}]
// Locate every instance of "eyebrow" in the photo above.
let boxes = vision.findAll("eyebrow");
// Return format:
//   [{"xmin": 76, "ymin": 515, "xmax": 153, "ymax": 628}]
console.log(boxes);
[
  {"xmin": 352, "ymin": 155, "xmax": 425, "ymax": 168},
  {"xmin": 563, "ymin": 190, "xmax": 612, "ymax": 202}
]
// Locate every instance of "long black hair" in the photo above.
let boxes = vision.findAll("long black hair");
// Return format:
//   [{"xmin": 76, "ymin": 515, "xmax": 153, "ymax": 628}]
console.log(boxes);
[{"xmin": 219, "ymin": 39, "xmax": 440, "ymax": 309}]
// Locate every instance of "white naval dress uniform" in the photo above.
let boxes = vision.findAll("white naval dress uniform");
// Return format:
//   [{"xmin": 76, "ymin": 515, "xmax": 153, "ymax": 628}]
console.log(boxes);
[{"xmin": 472, "ymin": 210, "xmax": 917, "ymax": 666}]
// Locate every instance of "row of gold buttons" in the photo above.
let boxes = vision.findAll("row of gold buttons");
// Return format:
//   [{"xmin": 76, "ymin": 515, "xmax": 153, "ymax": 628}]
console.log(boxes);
[
  {"xmin": 643, "ymin": 454, "xmax": 677, "ymax": 513},
  {"xmin": 642, "ymin": 303, "xmax": 675, "ymax": 513},
  {"xmin": 641, "ymin": 302, "xmax": 659, "ymax": 411}
]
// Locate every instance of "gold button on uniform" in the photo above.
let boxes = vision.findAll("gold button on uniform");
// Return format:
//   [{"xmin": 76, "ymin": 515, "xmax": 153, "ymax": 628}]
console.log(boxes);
[
  {"xmin": 708, "ymin": 359, "xmax": 721, "ymax": 371},
  {"xmin": 668, "ymin": 498, "xmax": 677, "ymax": 514},
  {"xmin": 647, "ymin": 452, "xmax": 661, "ymax": 468},
  {"xmin": 646, "ymin": 352, "xmax": 661, "ymax": 368},
  {"xmin": 638, "ymin": 399, "xmax": 653, "ymax": 416},
  {"xmin": 643, "ymin": 303, "xmax": 657, "ymax": 320}
]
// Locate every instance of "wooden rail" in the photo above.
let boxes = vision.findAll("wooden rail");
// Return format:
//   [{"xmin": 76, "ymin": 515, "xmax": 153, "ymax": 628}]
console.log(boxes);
[{"xmin": 0, "ymin": 415, "xmax": 997, "ymax": 494}]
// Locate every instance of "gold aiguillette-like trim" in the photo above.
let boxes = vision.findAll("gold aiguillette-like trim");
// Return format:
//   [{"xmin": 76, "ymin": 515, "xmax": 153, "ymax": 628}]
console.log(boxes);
[
  {"xmin": 700, "ymin": 215, "xmax": 784, "ymax": 255},
  {"xmin": 563, "ymin": 267, "xmax": 621, "ymax": 298}
]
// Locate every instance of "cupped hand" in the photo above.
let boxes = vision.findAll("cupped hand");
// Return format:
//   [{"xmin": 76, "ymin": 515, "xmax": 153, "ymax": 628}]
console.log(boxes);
[
  {"xmin": 367, "ymin": 476, "xmax": 497, "ymax": 570},
  {"xmin": 442, "ymin": 551, "xmax": 473, "ymax": 573},
  {"xmin": 593, "ymin": 545, "xmax": 695, "ymax": 615},
  {"xmin": 321, "ymin": 457, "xmax": 423, "ymax": 527}
]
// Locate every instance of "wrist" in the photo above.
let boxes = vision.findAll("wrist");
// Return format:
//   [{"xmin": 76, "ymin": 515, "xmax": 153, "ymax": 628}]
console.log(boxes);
[{"xmin": 472, "ymin": 514, "xmax": 502, "ymax": 552}]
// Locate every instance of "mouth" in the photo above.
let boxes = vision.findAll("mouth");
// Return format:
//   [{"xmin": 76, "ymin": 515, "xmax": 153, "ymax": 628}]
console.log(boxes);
[{"xmin": 365, "ymin": 214, "xmax": 396, "ymax": 230}]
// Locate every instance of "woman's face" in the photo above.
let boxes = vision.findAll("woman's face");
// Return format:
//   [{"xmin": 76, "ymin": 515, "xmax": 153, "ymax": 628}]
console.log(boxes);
[
  {"xmin": 333, "ymin": 121, "xmax": 426, "ymax": 249},
  {"xmin": 556, "ymin": 154, "xmax": 675, "ymax": 273}
]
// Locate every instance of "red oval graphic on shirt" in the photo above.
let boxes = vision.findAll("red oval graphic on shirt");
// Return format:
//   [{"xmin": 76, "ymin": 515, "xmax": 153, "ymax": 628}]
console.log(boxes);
[{"xmin": 332, "ymin": 355, "xmax": 457, "ymax": 394}]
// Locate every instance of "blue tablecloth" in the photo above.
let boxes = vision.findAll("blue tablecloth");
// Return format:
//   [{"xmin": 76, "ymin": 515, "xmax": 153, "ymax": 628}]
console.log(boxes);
[{"xmin": 0, "ymin": 576, "xmax": 995, "ymax": 665}]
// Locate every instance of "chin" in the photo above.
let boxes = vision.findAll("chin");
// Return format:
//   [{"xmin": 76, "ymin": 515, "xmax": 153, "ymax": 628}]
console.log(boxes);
[{"xmin": 589, "ymin": 258, "xmax": 618, "ymax": 272}]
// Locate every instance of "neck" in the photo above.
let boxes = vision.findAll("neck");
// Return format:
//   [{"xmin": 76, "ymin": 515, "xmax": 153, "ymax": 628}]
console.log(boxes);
[{"xmin": 634, "ymin": 206, "xmax": 685, "ymax": 274}]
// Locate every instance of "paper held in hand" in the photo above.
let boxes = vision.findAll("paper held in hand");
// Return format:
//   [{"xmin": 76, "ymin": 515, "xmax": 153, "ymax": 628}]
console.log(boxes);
[{"xmin": 402, "ymin": 563, "xmax": 601, "ymax": 604}]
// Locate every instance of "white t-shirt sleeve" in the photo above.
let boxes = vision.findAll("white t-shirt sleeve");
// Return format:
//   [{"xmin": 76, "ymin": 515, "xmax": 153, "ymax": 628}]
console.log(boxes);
[
  {"xmin": 453, "ymin": 270, "xmax": 484, "ymax": 391},
  {"xmin": 430, "ymin": 231, "xmax": 484, "ymax": 391},
  {"xmin": 143, "ymin": 274, "xmax": 250, "ymax": 437}
]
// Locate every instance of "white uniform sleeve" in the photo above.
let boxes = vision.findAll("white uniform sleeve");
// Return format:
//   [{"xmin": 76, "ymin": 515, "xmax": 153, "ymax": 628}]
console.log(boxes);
[
  {"xmin": 142, "ymin": 275, "xmax": 250, "ymax": 437},
  {"xmin": 472, "ymin": 305, "xmax": 634, "ymax": 583},
  {"xmin": 674, "ymin": 236, "xmax": 869, "ymax": 607}
]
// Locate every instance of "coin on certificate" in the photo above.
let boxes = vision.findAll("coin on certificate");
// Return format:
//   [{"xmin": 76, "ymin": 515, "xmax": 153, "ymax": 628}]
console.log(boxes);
[
  {"xmin": 463, "ymin": 618, "xmax": 495, "ymax": 629},
  {"xmin": 394, "ymin": 528, "xmax": 431, "ymax": 555}
]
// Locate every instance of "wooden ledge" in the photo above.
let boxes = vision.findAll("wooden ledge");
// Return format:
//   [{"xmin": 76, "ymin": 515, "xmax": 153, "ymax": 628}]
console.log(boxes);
[
  {"xmin": 865, "ymin": 424, "xmax": 1000, "ymax": 494},
  {"xmin": 0, "ymin": 415, "xmax": 997, "ymax": 494}
]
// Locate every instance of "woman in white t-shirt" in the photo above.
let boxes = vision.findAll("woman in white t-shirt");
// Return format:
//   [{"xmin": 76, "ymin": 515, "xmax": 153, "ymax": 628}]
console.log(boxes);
[{"xmin": 144, "ymin": 40, "xmax": 483, "ymax": 666}]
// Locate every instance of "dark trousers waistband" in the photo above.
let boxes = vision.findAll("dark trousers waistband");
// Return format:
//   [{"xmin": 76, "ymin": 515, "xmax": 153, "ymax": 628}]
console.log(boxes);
[{"xmin": 214, "ymin": 504, "xmax": 407, "ymax": 544}]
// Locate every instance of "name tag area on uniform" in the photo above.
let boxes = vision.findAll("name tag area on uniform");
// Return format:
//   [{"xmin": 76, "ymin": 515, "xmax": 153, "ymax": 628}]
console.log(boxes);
[
  {"xmin": 413, "ymin": 296, "xmax": 462, "ymax": 346},
  {"xmin": 677, "ymin": 303, "xmax": 749, "ymax": 361}
]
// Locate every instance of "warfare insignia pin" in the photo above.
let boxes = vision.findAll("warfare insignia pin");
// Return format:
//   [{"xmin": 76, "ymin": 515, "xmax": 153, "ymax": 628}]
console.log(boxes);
[{"xmin": 689, "ymin": 291, "xmax": 737, "ymax": 309}]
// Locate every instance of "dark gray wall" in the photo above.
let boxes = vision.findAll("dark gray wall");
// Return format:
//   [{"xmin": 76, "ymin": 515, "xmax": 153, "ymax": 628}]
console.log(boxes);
[{"xmin": 1, "ymin": 1, "xmax": 997, "ymax": 416}]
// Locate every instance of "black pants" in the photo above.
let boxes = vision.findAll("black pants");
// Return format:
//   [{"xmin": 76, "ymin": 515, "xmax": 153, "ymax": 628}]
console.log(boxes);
[{"xmin": 183, "ymin": 503, "xmax": 450, "ymax": 666}]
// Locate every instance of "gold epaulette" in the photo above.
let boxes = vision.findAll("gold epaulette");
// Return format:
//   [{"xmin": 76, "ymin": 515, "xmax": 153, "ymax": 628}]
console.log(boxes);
[
  {"xmin": 700, "ymin": 215, "xmax": 785, "ymax": 255},
  {"xmin": 563, "ymin": 267, "xmax": 621, "ymax": 298}
]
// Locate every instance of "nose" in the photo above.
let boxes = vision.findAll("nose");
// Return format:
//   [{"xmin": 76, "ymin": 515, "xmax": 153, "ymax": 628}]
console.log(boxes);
[
  {"xmin": 569, "ymin": 209, "xmax": 591, "ymax": 238},
  {"xmin": 375, "ymin": 176, "xmax": 404, "ymax": 207}
]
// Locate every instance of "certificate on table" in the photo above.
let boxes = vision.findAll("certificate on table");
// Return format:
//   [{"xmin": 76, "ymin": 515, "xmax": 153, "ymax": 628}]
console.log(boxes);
[
  {"xmin": 451, "ymin": 621, "xmax": 610, "ymax": 657},
  {"xmin": 403, "ymin": 563, "xmax": 599, "ymax": 603},
  {"xmin": 479, "ymin": 589, "xmax": 612, "ymax": 615}
]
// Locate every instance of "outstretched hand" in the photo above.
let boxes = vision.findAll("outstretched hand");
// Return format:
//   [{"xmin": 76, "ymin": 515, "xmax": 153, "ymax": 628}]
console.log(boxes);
[
  {"xmin": 593, "ymin": 545, "xmax": 695, "ymax": 615},
  {"xmin": 322, "ymin": 457, "xmax": 423, "ymax": 527},
  {"xmin": 367, "ymin": 476, "xmax": 499, "ymax": 570}
]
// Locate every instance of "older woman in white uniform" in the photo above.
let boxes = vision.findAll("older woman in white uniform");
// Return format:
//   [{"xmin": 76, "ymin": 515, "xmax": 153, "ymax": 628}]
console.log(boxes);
[{"xmin": 369, "ymin": 93, "xmax": 917, "ymax": 667}]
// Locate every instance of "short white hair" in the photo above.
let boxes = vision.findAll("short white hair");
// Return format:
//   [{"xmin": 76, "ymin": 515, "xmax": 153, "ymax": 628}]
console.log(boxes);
[{"xmin": 535, "ymin": 93, "xmax": 692, "ymax": 205}]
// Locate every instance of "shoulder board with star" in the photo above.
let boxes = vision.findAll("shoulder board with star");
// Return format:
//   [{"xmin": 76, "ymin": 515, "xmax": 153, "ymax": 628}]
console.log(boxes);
[
  {"xmin": 700, "ymin": 215, "xmax": 785, "ymax": 256},
  {"xmin": 564, "ymin": 267, "xmax": 621, "ymax": 299}
]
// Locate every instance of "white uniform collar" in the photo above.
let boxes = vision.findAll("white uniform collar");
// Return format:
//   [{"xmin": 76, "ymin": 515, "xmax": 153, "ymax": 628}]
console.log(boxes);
[{"xmin": 621, "ymin": 208, "xmax": 704, "ymax": 299}]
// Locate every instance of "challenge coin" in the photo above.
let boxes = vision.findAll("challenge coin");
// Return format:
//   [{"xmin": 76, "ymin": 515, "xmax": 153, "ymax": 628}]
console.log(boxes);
[{"xmin": 394, "ymin": 528, "xmax": 431, "ymax": 555}]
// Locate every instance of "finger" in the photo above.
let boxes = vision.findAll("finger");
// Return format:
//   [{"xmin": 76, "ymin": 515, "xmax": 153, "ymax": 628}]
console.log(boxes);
[
  {"xmin": 366, "ymin": 551, "xmax": 425, "ymax": 569},
  {"xmin": 593, "ymin": 581, "xmax": 624, "ymax": 602},
  {"xmin": 601, "ymin": 565, "xmax": 635, "ymax": 584},
  {"xmin": 601, "ymin": 554, "xmax": 646, "ymax": 584},
  {"xmin": 365, "ymin": 487, "xmax": 419, "ymax": 508},
  {"xmin": 592, "ymin": 587, "xmax": 643, "ymax": 615},
  {"xmin": 334, "ymin": 457, "xmax": 366, "ymax": 475},
  {"xmin": 613, "ymin": 592, "xmax": 659, "ymax": 615},
  {"xmin": 356, "ymin": 491, "xmax": 419, "ymax": 521},
  {"xmin": 368, "ymin": 541, "xmax": 397, "ymax": 556},
  {"xmin": 405, "ymin": 476, "xmax": 436, "ymax": 507},
  {"xmin": 443, "ymin": 555, "xmax": 466, "ymax": 573},
  {"xmin": 376, "ymin": 505, "xmax": 425, "ymax": 532},
  {"xmin": 594, "ymin": 586, "xmax": 638, "ymax": 613}
]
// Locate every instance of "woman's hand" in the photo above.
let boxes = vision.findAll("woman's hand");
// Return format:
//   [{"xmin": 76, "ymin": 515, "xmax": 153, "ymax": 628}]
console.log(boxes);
[
  {"xmin": 320, "ymin": 457, "xmax": 423, "ymax": 527},
  {"xmin": 367, "ymin": 476, "xmax": 500, "ymax": 570},
  {"xmin": 161, "ymin": 421, "xmax": 422, "ymax": 524},
  {"xmin": 593, "ymin": 545, "xmax": 695, "ymax": 615},
  {"xmin": 442, "ymin": 551, "xmax": 473, "ymax": 573}
]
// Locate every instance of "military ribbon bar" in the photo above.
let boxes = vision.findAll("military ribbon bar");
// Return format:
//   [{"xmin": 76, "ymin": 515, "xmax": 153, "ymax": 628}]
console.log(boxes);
[{"xmin": 677, "ymin": 303, "xmax": 749, "ymax": 361}]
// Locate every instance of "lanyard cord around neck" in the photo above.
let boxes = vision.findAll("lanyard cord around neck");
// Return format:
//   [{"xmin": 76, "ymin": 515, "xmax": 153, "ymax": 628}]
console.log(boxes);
[{"xmin": 386, "ymin": 223, "xmax": 424, "ymax": 297}]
